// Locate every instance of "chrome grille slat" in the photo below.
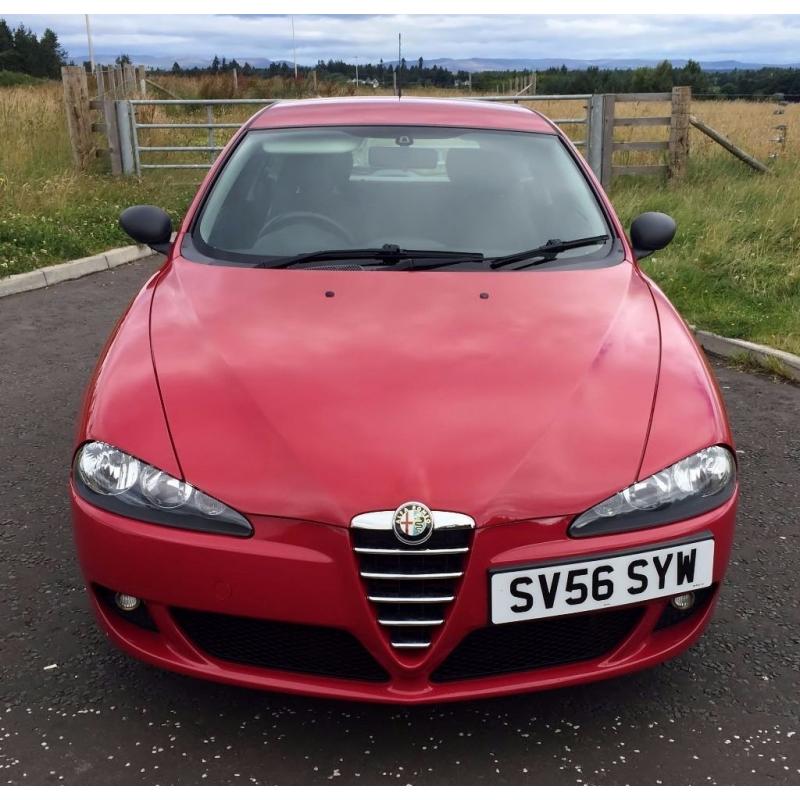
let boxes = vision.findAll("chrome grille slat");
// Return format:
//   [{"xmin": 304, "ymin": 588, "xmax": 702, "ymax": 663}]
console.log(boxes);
[
  {"xmin": 354, "ymin": 546, "xmax": 469, "ymax": 555},
  {"xmin": 368, "ymin": 595, "xmax": 455, "ymax": 604},
  {"xmin": 360, "ymin": 571, "xmax": 463, "ymax": 580},
  {"xmin": 351, "ymin": 507, "xmax": 475, "ymax": 650},
  {"xmin": 391, "ymin": 641, "xmax": 431, "ymax": 649}
]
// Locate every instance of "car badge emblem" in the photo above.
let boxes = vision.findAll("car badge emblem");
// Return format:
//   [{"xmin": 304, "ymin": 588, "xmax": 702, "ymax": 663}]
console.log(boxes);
[{"xmin": 392, "ymin": 501, "xmax": 434, "ymax": 546}]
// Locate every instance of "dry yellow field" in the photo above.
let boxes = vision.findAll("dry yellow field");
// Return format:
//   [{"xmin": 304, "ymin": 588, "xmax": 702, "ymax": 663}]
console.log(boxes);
[{"xmin": 1, "ymin": 78, "xmax": 795, "ymax": 176}]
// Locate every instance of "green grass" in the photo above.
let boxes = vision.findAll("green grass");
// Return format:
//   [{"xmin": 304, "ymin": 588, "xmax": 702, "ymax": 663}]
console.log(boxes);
[
  {"xmin": 0, "ymin": 175, "xmax": 194, "ymax": 274},
  {"xmin": 612, "ymin": 156, "xmax": 800, "ymax": 355}
]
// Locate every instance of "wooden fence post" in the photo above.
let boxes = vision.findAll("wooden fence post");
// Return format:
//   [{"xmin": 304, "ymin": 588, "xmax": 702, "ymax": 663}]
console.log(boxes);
[
  {"xmin": 100, "ymin": 67, "xmax": 123, "ymax": 175},
  {"xmin": 61, "ymin": 66, "xmax": 93, "ymax": 170},
  {"xmin": 689, "ymin": 115, "xmax": 770, "ymax": 173},
  {"xmin": 587, "ymin": 94, "xmax": 604, "ymax": 181},
  {"xmin": 106, "ymin": 66, "xmax": 117, "ymax": 99},
  {"xmin": 232, "ymin": 67, "xmax": 238, "ymax": 95},
  {"xmin": 137, "ymin": 64, "xmax": 147, "ymax": 96},
  {"xmin": 669, "ymin": 85, "xmax": 691, "ymax": 179},
  {"xmin": 600, "ymin": 93, "xmax": 616, "ymax": 190},
  {"xmin": 122, "ymin": 64, "xmax": 134, "ymax": 95}
]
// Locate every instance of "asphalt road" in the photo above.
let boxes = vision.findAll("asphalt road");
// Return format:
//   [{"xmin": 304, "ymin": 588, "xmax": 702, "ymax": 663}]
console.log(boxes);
[{"xmin": 1, "ymin": 255, "xmax": 799, "ymax": 785}]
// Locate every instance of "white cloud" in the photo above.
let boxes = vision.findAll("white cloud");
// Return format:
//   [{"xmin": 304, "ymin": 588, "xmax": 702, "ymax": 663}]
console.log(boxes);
[{"xmin": 3, "ymin": 13, "xmax": 799, "ymax": 65}]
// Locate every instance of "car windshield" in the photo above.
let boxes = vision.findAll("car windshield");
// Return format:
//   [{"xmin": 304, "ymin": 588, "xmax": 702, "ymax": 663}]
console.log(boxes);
[{"xmin": 192, "ymin": 125, "xmax": 612, "ymax": 267}]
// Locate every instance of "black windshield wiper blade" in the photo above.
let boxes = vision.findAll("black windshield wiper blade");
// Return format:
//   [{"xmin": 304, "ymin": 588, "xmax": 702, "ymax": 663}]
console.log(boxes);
[
  {"xmin": 257, "ymin": 244, "xmax": 484, "ymax": 269},
  {"xmin": 489, "ymin": 235, "xmax": 610, "ymax": 270}
]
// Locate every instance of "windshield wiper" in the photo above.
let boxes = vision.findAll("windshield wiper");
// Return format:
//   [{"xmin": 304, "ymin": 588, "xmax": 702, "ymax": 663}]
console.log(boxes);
[
  {"xmin": 489, "ymin": 235, "xmax": 610, "ymax": 270},
  {"xmin": 257, "ymin": 244, "xmax": 485, "ymax": 269}
]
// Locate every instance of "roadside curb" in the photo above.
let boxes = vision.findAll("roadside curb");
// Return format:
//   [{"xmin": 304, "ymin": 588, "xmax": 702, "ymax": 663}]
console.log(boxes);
[
  {"xmin": 0, "ymin": 244, "xmax": 152, "ymax": 299},
  {"xmin": 694, "ymin": 328, "xmax": 800, "ymax": 383}
]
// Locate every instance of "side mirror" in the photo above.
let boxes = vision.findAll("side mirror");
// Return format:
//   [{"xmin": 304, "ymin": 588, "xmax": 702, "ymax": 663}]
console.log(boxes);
[
  {"xmin": 629, "ymin": 212, "xmax": 676, "ymax": 259},
  {"xmin": 119, "ymin": 205, "xmax": 173, "ymax": 255}
]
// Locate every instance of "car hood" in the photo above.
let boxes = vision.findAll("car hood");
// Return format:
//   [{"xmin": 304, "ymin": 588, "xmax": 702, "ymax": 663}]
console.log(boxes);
[{"xmin": 150, "ymin": 258, "xmax": 659, "ymax": 528}]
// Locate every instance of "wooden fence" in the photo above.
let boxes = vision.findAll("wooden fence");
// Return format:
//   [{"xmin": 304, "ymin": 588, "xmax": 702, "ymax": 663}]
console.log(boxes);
[
  {"xmin": 61, "ymin": 63, "xmax": 147, "ymax": 175},
  {"xmin": 587, "ymin": 87, "xmax": 691, "ymax": 187}
]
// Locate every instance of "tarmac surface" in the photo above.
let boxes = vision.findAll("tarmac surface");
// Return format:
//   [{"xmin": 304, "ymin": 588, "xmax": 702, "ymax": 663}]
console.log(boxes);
[{"xmin": 1, "ymin": 255, "xmax": 799, "ymax": 785}]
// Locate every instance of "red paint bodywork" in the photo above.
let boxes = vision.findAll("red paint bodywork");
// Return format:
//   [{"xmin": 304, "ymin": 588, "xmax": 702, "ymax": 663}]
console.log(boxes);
[{"xmin": 71, "ymin": 98, "xmax": 737, "ymax": 703}]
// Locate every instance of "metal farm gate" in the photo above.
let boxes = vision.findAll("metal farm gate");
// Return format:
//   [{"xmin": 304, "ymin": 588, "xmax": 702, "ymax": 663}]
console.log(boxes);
[{"xmin": 119, "ymin": 94, "xmax": 592, "ymax": 174}]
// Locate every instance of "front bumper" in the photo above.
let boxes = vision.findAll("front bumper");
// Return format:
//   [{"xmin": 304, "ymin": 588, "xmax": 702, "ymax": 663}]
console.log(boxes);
[{"xmin": 71, "ymin": 486, "xmax": 737, "ymax": 703}]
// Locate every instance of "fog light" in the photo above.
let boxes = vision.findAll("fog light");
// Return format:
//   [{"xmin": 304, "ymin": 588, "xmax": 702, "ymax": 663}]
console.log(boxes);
[
  {"xmin": 114, "ymin": 592, "xmax": 140, "ymax": 612},
  {"xmin": 670, "ymin": 592, "xmax": 695, "ymax": 611}
]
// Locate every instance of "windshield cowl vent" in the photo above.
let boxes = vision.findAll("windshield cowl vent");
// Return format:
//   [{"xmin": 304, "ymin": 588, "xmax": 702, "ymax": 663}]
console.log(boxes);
[{"xmin": 290, "ymin": 263, "xmax": 366, "ymax": 271}]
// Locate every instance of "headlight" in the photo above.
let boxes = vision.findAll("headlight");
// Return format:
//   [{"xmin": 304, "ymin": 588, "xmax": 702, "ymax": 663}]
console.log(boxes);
[
  {"xmin": 73, "ymin": 441, "xmax": 252, "ymax": 537},
  {"xmin": 569, "ymin": 445, "xmax": 736, "ymax": 537}
]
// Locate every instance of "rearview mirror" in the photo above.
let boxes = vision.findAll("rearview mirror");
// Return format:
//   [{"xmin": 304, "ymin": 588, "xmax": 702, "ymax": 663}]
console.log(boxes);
[
  {"xmin": 630, "ymin": 212, "xmax": 677, "ymax": 259},
  {"xmin": 119, "ymin": 205, "xmax": 173, "ymax": 255}
]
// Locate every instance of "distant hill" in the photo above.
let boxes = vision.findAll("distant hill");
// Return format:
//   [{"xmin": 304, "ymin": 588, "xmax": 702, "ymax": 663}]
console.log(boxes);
[
  {"xmin": 72, "ymin": 53, "xmax": 800, "ymax": 73},
  {"xmin": 423, "ymin": 57, "xmax": 800, "ymax": 73}
]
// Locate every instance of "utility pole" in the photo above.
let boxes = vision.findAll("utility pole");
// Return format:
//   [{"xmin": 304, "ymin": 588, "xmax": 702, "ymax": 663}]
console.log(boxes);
[
  {"xmin": 291, "ymin": 16, "xmax": 298, "ymax": 79},
  {"xmin": 397, "ymin": 33, "xmax": 402, "ymax": 98},
  {"xmin": 85, "ymin": 14, "xmax": 95, "ymax": 73},
  {"xmin": 354, "ymin": 56, "xmax": 359, "ymax": 88}
]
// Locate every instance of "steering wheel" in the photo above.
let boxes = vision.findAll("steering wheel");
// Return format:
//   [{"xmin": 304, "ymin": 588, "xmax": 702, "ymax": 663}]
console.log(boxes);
[{"xmin": 259, "ymin": 211, "xmax": 354, "ymax": 244}]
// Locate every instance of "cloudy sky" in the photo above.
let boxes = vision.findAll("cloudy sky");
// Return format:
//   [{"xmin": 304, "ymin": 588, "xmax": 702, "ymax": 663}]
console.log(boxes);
[{"xmin": 4, "ymin": 14, "xmax": 800, "ymax": 65}]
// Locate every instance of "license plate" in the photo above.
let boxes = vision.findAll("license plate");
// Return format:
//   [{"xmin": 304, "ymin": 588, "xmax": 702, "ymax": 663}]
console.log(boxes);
[{"xmin": 490, "ymin": 537, "xmax": 714, "ymax": 624}]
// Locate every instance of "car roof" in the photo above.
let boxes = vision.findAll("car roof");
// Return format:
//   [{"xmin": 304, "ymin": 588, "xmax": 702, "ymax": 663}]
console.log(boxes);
[{"xmin": 248, "ymin": 96, "xmax": 558, "ymax": 135}]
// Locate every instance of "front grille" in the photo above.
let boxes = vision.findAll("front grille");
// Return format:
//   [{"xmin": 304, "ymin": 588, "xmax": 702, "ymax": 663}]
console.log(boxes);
[
  {"xmin": 431, "ymin": 606, "xmax": 643, "ymax": 682},
  {"xmin": 172, "ymin": 609, "xmax": 388, "ymax": 682},
  {"xmin": 351, "ymin": 515, "xmax": 474, "ymax": 649}
]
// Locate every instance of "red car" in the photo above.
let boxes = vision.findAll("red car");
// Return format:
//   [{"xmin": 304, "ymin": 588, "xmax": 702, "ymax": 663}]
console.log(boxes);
[{"xmin": 71, "ymin": 97, "xmax": 738, "ymax": 703}]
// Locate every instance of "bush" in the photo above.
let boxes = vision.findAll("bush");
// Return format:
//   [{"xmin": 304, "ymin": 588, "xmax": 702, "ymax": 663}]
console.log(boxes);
[{"xmin": 0, "ymin": 69, "xmax": 43, "ymax": 87}]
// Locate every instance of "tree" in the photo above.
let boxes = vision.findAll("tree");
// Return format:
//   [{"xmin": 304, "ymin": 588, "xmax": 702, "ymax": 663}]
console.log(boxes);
[
  {"xmin": 39, "ymin": 28, "xmax": 66, "ymax": 79},
  {"xmin": 652, "ymin": 59, "xmax": 674, "ymax": 92},
  {"xmin": 115, "ymin": 53, "xmax": 131, "ymax": 66},
  {"xmin": 171, "ymin": 61, "xmax": 181, "ymax": 74},
  {"xmin": 12, "ymin": 25, "xmax": 41, "ymax": 74},
  {"xmin": 0, "ymin": 19, "xmax": 19, "ymax": 71},
  {"xmin": 211, "ymin": 55, "xmax": 220, "ymax": 72},
  {"xmin": 0, "ymin": 18, "xmax": 12, "ymax": 53}
]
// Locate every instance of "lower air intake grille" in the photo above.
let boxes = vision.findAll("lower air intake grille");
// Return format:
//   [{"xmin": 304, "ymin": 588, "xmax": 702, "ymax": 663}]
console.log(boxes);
[
  {"xmin": 431, "ymin": 606, "xmax": 643, "ymax": 682},
  {"xmin": 351, "ymin": 511, "xmax": 474, "ymax": 650},
  {"xmin": 171, "ymin": 609, "xmax": 388, "ymax": 682}
]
